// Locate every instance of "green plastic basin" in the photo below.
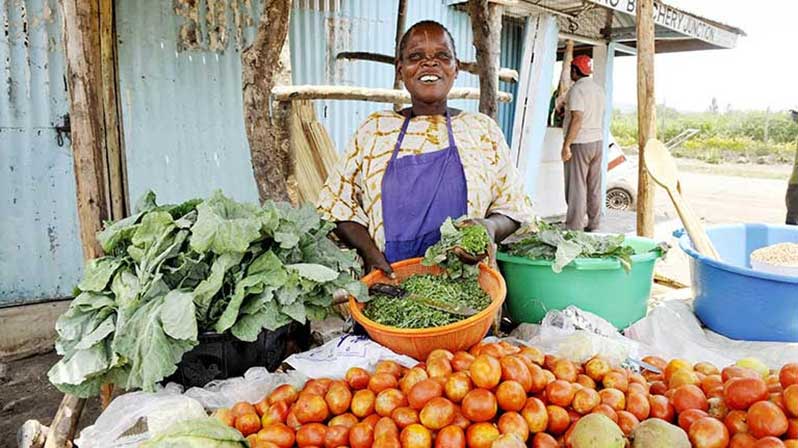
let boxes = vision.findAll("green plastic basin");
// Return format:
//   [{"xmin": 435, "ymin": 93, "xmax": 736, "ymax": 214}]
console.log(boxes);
[{"xmin": 496, "ymin": 236, "xmax": 663, "ymax": 329}]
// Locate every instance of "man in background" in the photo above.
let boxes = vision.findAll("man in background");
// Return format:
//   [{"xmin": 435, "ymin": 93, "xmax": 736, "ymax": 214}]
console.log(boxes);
[
  {"xmin": 561, "ymin": 55, "xmax": 606, "ymax": 231},
  {"xmin": 787, "ymin": 109, "xmax": 798, "ymax": 225}
]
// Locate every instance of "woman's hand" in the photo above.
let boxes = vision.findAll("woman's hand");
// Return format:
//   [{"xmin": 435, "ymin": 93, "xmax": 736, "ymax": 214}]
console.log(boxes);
[
  {"xmin": 454, "ymin": 219, "xmax": 497, "ymax": 268},
  {"xmin": 362, "ymin": 249, "xmax": 394, "ymax": 277},
  {"xmin": 334, "ymin": 221, "xmax": 394, "ymax": 278}
]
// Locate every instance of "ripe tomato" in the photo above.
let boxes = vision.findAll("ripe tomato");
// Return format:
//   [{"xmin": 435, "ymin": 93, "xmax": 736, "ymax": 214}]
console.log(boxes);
[
  {"xmin": 545, "ymin": 405, "xmax": 570, "ymax": 435},
  {"xmin": 748, "ymin": 400, "xmax": 789, "ymax": 439},
  {"xmin": 470, "ymin": 355, "xmax": 502, "ymax": 389},
  {"xmin": 257, "ymin": 423, "xmax": 296, "ymax": 448},
  {"xmin": 599, "ymin": 388, "xmax": 626, "ymax": 411},
  {"xmin": 649, "ymin": 394, "xmax": 676, "ymax": 422},
  {"xmin": 784, "ymin": 384, "xmax": 798, "ymax": 417},
  {"xmin": 729, "ymin": 432, "xmax": 757, "ymax": 448},
  {"xmin": 408, "ymin": 379, "xmax": 444, "ymax": 410},
  {"xmin": 391, "ymin": 406, "xmax": 420, "ymax": 429},
  {"xmin": 401, "ymin": 423, "xmax": 433, "ymax": 448},
  {"xmin": 349, "ymin": 422, "xmax": 374, "ymax": 448},
  {"xmin": 688, "ymin": 417, "xmax": 730, "ymax": 448},
  {"xmin": 500, "ymin": 356, "xmax": 533, "ymax": 392},
  {"xmin": 375, "ymin": 388, "xmax": 407, "ymax": 417},
  {"xmin": 461, "ymin": 388, "xmax": 498, "ymax": 422},
  {"xmin": 466, "ymin": 422, "xmax": 500, "ymax": 448},
  {"xmin": 419, "ymin": 397, "xmax": 456, "ymax": 430},
  {"xmin": 724, "ymin": 377, "xmax": 769, "ymax": 410},
  {"xmin": 753, "ymin": 437, "xmax": 786, "ymax": 448},
  {"xmin": 678, "ymin": 409, "xmax": 709, "ymax": 432},
  {"xmin": 531, "ymin": 432, "xmax": 559, "ymax": 448},
  {"xmin": 724, "ymin": 409, "xmax": 749, "ymax": 435},
  {"xmin": 434, "ymin": 425, "xmax": 466, "ymax": 448},
  {"xmin": 296, "ymin": 423, "xmax": 327, "ymax": 447},
  {"xmin": 546, "ymin": 380, "xmax": 575, "ymax": 408},
  {"xmin": 572, "ymin": 387, "xmax": 601, "ymax": 415},
  {"xmin": 673, "ymin": 384, "xmax": 710, "ymax": 413},
  {"xmin": 616, "ymin": 410, "xmax": 640, "ymax": 435},
  {"xmin": 497, "ymin": 412, "xmax": 529, "ymax": 442},
  {"xmin": 496, "ymin": 381, "xmax": 527, "ymax": 412},
  {"xmin": 626, "ymin": 392, "xmax": 651, "ymax": 421},
  {"xmin": 345, "ymin": 367, "xmax": 371, "ymax": 390},
  {"xmin": 781, "ymin": 364, "xmax": 798, "ymax": 389}
]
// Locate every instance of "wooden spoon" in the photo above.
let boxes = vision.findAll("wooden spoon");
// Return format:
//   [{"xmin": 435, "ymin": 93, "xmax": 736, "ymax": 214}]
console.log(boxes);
[{"xmin": 643, "ymin": 138, "xmax": 721, "ymax": 260}]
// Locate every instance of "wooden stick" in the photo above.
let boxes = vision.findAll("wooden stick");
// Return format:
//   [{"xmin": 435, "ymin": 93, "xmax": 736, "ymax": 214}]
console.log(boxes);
[
  {"xmin": 100, "ymin": 0, "xmax": 126, "ymax": 220},
  {"xmin": 336, "ymin": 51, "xmax": 519, "ymax": 83},
  {"xmin": 272, "ymin": 85, "xmax": 513, "ymax": 103},
  {"xmin": 468, "ymin": 0, "xmax": 504, "ymax": 119},
  {"xmin": 392, "ymin": 0, "xmax": 407, "ymax": 111},
  {"xmin": 636, "ymin": 0, "xmax": 656, "ymax": 238}
]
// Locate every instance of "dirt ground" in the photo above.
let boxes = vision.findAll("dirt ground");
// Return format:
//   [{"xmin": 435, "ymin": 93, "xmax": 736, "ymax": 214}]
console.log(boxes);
[
  {"xmin": 0, "ymin": 158, "xmax": 792, "ymax": 447},
  {"xmin": 0, "ymin": 352, "xmax": 103, "ymax": 447}
]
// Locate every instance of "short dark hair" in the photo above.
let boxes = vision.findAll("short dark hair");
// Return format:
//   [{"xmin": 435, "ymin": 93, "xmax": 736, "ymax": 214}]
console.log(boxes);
[{"xmin": 396, "ymin": 21, "xmax": 457, "ymax": 62}]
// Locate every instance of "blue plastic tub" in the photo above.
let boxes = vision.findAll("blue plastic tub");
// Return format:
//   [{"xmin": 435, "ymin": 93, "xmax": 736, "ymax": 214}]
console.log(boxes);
[{"xmin": 676, "ymin": 224, "xmax": 798, "ymax": 342}]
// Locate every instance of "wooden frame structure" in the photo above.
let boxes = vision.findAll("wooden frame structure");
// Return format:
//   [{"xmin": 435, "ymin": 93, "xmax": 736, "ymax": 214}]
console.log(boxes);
[{"xmin": 38, "ymin": 0, "xmax": 744, "ymax": 445}]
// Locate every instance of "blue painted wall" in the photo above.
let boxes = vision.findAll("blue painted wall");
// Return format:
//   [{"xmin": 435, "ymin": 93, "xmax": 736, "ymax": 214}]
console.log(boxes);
[{"xmin": 0, "ymin": 0, "xmax": 84, "ymax": 306}]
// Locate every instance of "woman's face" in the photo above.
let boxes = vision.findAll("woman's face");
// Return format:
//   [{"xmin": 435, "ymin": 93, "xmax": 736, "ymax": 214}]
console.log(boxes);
[{"xmin": 397, "ymin": 25, "xmax": 458, "ymax": 107}]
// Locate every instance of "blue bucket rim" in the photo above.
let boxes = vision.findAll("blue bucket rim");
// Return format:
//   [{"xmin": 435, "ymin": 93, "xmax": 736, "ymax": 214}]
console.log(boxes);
[
  {"xmin": 674, "ymin": 224, "xmax": 798, "ymax": 285},
  {"xmin": 497, "ymin": 235, "xmax": 664, "ymax": 271}
]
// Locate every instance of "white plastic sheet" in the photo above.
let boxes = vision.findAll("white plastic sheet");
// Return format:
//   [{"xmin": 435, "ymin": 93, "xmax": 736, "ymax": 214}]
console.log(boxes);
[
  {"xmin": 284, "ymin": 334, "xmax": 419, "ymax": 379},
  {"xmin": 625, "ymin": 300, "xmax": 798, "ymax": 368},
  {"xmin": 508, "ymin": 306, "xmax": 653, "ymax": 365},
  {"xmin": 75, "ymin": 368, "xmax": 307, "ymax": 448}
]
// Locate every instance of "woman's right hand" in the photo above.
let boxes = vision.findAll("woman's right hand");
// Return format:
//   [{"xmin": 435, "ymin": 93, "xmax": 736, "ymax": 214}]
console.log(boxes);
[{"xmin": 363, "ymin": 250, "xmax": 394, "ymax": 277}]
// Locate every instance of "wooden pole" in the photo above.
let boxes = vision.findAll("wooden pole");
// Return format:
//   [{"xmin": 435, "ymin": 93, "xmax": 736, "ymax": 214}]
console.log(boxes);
[
  {"xmin": 337, "ymin": 51, "xmax": 519, "ymax": 83},
  {"xmin": 272, "ymin": 85, "xmax": 513, "ymax": 104},
  {"xmin": 100, "ymin": 0, "xmax": 126, "ymax": 219},
  {"xmin": 469, "ymin": 0, "xmax": 503, "ymax": 119},
  {"xmin": 242, "ymin": 0, "xmax": 293, "ymax": 203},
  {"xmin": 47, "ymin": 0, "xmax": 114, "ymax": 444},
  {"xmin": 636, "ymin": 0, "xmax": 656, "ymax": 237},
  {"xmin": 392, "ymin": 0, "xmax": 407, "ymax": 111}
]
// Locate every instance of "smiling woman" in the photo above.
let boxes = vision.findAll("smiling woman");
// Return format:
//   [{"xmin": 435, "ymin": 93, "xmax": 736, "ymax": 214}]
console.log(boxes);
[{"xmin": 316, "ymin": 21, "xmax": 535, "ymax": 275}]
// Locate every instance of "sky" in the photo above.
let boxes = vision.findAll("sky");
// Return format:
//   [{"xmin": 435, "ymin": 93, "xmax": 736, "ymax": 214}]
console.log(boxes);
[{"xmin": 609, "ymin": 0, "xmax": 798, "ymax": 112}]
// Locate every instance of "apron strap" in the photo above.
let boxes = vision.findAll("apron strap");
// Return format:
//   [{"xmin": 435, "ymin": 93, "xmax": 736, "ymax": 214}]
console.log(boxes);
[{"xmin": 389, "ymin": 110, "xmax": 456, "ymax": 165}]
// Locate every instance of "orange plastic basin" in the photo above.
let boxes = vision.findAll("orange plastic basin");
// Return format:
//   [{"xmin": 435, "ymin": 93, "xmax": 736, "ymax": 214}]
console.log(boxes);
[{"xmin": 348, "ymin": 258, "xmax": 506, "ymax": 361}]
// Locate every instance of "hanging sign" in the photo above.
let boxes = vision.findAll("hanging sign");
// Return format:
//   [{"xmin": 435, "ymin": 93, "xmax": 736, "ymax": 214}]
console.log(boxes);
[{"xmin": 586, "ymin": 0, "xmax": 739, "ymax": 49}]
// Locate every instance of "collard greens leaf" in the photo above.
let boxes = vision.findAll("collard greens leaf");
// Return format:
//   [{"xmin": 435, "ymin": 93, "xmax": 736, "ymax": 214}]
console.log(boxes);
[
  {"xmin": 113, "ymin": 294, "xmax": 197, "ymax": 391},
  {"xmin": 193, "ymin": 252, "xmax": 244, "ymax": 322},
  {"xmin": 161, "ymin": 291, "xmax": 198, "ymax": 341},
  {"xmin": 78, "ymin": 258, "xmax": 124, "ymax": 292},
  {"xmin": 190, "ymin": 190, "xmax": 263, "ymax": 254},
  {"xmin": 287, "ymin": 263, "xmax": 339, "ymax": 283}
]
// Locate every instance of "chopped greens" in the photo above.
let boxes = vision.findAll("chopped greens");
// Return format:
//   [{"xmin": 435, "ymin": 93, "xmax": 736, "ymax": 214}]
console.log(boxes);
[
  {"xmin": 363, "ymin": 275, "xmax": 490, "ymax": 329},
  {"xmin": 502, "ymin": 221, "xmax": 667, "ymax": 273},
  {"xmin": 49, "ymin": 190, "xmax": 366, "ymax": 397},
  {"xmin": 422, "ymin": 217, "xmax": 490, "ymax": 279}
]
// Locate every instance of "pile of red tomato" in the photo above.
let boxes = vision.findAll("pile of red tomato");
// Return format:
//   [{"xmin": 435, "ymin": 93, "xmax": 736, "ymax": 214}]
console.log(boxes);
[{"xmin": 212, "ymin": 340, "xmax": 798, "ymax": 448}]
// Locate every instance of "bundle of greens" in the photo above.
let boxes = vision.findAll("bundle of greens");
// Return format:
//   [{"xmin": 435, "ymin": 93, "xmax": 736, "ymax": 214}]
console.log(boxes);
[
  {"xmin": 422, "ymin": 217, "xmax": 490, "ymax": 279},
  {"xmin": 49, "ymin": 191, "xmax": 366, "ymax": 397},
  {"xmin": 141, "ymin": 418, "xmax": 247, "ymax": 447},
  {"xmin": 503, "ymin": 221, "xmax": 667, "ymax": 273},
  {"xmin": 363, "ymin": 275, "xmax": 491, "ymax": 329}
]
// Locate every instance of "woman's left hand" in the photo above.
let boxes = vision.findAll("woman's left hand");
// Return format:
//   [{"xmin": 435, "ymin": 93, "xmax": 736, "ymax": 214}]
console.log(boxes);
[{"xmin": 453, "ymin": 219, "xmax": 498, "ymax": 269}]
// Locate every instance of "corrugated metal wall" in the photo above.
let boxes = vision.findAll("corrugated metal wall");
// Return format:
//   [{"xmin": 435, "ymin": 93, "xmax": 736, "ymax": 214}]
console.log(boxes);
[
  {"xmin": 290, "ymin": 0, "xmax": 524, "ymax": 152},
  {"xmin": 115, "ymin": 0, "xmax": 261, "ymax": 205},
  {"xmin": 0, "ymin": 0, "xmax": 84, "ymax": 306},
  {"xmin": 499, "ymin": 16, "xmax": 525, "ymax": 144}
]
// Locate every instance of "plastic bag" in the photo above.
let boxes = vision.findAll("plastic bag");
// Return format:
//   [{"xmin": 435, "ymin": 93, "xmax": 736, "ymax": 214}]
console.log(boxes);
[
  {"xmin": 184, "ymin": 367, "xmax": 306, "ymax": 410},
  {"xmin": 74, "ymin": 384, "xmax": 202, "ymax": 448},
  {"xmin": 508, "ymin": 306, "xmax": 653, "ymax": 365},
  {"xmin": 75, "ymin": 369, "xmax": 307, "ymax": 447},
  {"xmin": 625, "ymin": 300, "xmax": 798, "ymax": 368},
  {"xmin": 285, "ymin": 334, "xmax": 418, "ymax": 379}
]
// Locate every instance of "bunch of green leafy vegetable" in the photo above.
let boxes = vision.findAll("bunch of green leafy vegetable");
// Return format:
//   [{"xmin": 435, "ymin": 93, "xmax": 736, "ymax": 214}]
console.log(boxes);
[
  {"xmin": 502, "ymin": 221, "xmax": 667, "ymax": 273},
  {"xmin": 48, "ymin": 190, "xmax": 366, "ymax": 397},
  {"xmin": 363, "ymin": 274, "xmax": 490, "ymax": 329},
  {"xmin": 141, "ymin": 417, "xmax": 247, "ymax": 447},
  {"xmin": 422, "ymin": 217, "xmax": 490, "ymax": 278}
]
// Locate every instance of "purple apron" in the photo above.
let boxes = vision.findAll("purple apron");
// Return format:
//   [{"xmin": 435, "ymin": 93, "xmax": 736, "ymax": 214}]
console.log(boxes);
[{"xmin": 381, "ymin": 111, "xmax": 468, "ymax": 263}]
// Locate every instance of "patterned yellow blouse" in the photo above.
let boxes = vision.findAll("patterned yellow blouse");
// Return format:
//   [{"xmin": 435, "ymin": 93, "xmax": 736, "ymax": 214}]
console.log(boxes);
[{"xmin": 316, "ymin": 110, "xmax": 535, "ymax": 251}]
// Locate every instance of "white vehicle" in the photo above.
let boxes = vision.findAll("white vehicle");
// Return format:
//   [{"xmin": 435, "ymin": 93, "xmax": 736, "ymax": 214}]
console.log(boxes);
[{"xmin": 606, "ymin": 137, "xmax": 638, "ymax": 211}]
